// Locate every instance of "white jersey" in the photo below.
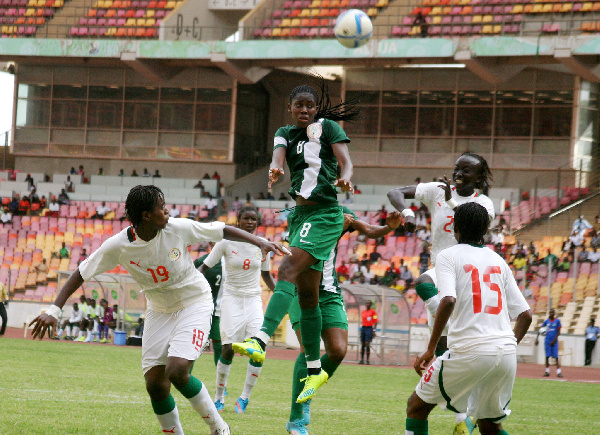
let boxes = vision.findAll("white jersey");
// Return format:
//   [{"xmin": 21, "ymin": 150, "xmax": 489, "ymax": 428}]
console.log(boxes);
[
  {"xmin": 203, "ymin": 238, "xmax": 270, "ymax": 297},
  {"xmin": 436, "ymin": 244, "xmax": 531, "ymax": 354},
  {"xmin": 69, "ymin": 308, "xmax": 83, "ymax": 323},
  {"xmin": 79, "ymin": 218, "xmax": 225, "ymax": 313},
  {"xmin": 415, "ymin": 182, "xmax": 495, "ymax": 265}
]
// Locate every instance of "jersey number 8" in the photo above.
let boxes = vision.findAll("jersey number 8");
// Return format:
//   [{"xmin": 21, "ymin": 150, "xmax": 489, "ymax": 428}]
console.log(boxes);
[{"xmin": 300, "ymin": 223, "xmax": 311, "ymax": 238}]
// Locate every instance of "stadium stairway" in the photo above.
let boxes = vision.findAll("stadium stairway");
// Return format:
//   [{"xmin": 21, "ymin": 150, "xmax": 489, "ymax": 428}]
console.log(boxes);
[{"xmin": 38, "ymin": 0, "xmax": 87, "ymax": 37}]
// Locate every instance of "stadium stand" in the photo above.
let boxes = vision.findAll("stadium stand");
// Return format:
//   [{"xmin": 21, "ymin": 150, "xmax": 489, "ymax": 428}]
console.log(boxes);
[{"xmin": 0, "ymin": 0, "xmax": 65, "ymax": 37}]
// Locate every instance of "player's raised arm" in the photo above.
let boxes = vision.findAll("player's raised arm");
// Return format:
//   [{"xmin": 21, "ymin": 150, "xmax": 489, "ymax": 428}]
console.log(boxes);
[
  {"xmin": 268, "ymin": 147, "xmax": 286, "ymax": 189},
  {"xmin": 223, "ymin": 225, "xmax": 291, "ymax": 258},
  {"xmin": 349, "ymin": 211, "xmax": 402, "ymax": 239},
  {"xmin": 332, "ymin": 142, "xmax": 354, "ymax": 192},
  {"xmin": 387, "ymin": 186, "xmax": 417, "ymax": 232},
  {"xmin": 29, "ymin": 268, "xmax": 84, "ymax": 339}
]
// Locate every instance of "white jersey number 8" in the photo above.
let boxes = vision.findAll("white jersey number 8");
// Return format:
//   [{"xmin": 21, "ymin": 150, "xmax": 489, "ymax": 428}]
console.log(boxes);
[{"xmin": 300, "ymin": 223, "xmax": 311, "ymax": 238}]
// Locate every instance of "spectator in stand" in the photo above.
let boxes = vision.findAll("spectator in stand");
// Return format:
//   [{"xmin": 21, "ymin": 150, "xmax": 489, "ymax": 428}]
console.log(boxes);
[
  {"xmin": 381, "ymin": 262, "xmax": 400, "ymax": 285},
  {"xmin": 16, "ymin": 196, "xmax": 30, "ymax": 216},
  {"xmin": 8, "ymin": 196, "xmax": 19, "ymax": 214},
  {"xmin": 92, "ymin": 201, "xmax": 111, "ymax": 219},
  {"xmin": 40, "ymin": 195, "xmax": 47, "ymax": 209},
  {"xmin": 369, "ymin": 249, "xmax": 382, "ymax": 264},
  {"xmin": 48, "ymin": 197, "xmax": 60, "ymax": 217},
  {"xmin": 585, "ymin": 318, "xmax": 600, "ymax": 366},
  {"xmin": 336, "ymin": 261, "xmax": 350, "ymax": 281},
  {"xmin": 400, "ymin": 265, "xmax": 414, "ymax": 289},
  {"xmin": 202, "ymin": 173, "xmax": 211, "ymax": 180},
  {"xmin": 353, "ymin": 185, "xmax": 362, "ymax": 194},
  {"xmin": 30, "ymin": 188, "xmax": 40, "ymax": 204},
  {"xmin": 557, "ymin": 255, "xmax": 571, "ymax": 272},
  {"xmin": 58, "ymin": 189, "xmax": 70, "ymax": 205},
  {"xmin": 377, "ymin": 205, "xmax": 388, "ymax": 226},
  {"xmin": 255, "ymin": 192, "xmax": 265, "ymax": 200},
  {"xmin": 590, "ymin": 230, "xmax": 600, "ymax": 249},
  {"xmin": 232, "ymin": 197, "xmax": 242, "ymax": 212},
  {"xmin": 142, "ymin": 168, "xmax": 151, "ymax": 177},
  {"xmin": 419, "ymin": 244, "xmax": 430, "ymax": 274},
  {"xmin": 569, "ymin": 230, "xmax": 585, "ymax": 248},
  {"xmin": 413, "ymin": 11, "xmax": 429, "ymax": 37},
  {"xmin": 512, "ymin": 251, "xmax": 527, "ymax": 270},
  {"xmin": 135, "ymin": 315, "xmax": 145, "ymax": 337},
  {"xmin": 131, "ymin": 169, "xmax": 139, "ymax": 177},
  {"xmin": 266, "ymin": 191, "xmax": 275, "ymax": 200},
  {"xmin": 278, "ymin": 192, "xmax": 288, "ymax": 201},
  {"xmin": 32, "ymin": 258, "xmax": 49, "ymax": 273},
  {"xmin": 205, "ymin": 194, "xmax": 218, "ymax": 219},
  {"xmin": 58, "ymin": 242, "xmax": 69, "ymax": 259},
  {"xmin": 78, "ymin": 249, "xmax": 88, "ymax": 265},
  {"xmin": 579, "ymin": 248, "xmax": 589, "ymax": 263},
  {"xmin": 588, "ymin": 247, "xmax": 600, "ymax": 263},
  {"xmin": 416, "ymin": 225, "xmax": 431, "ymax": 244},
  {"xmin": 193, "ymin": 181, "xmax": 206, "ymax": 197},
  {"xmin": 414, "ymin": 177, "xmax": 421, "ymax": 185},
  {"xmin": 25, "ymin": 173, "xmax": 34, "ymax": 189},
  {"xmin": 212, "ymin": 171, "xmax": 220, "ymax": 181},
  {"xmin": 153, "ymin": 169, "xmax": 162, "ymax": 178},
  {"xmin": 349, "ymin": 246, "xmax": 359, "ymax": 264},
  {"xmin": 0, "ymin": 280, "xmax": 7, "ymax": 336},
  {"xmin": 1, "ymin": 207, "xmax": 12, "ymax": 225},
  {"xmin": 118, "ymin": 169, "xmax": 125, "ymax": 177},
  {"xmin": 343, "ymin": 192, "xmax": 353, "ymax": 204},
  {"xmin": 69, "ymin": 167, "xmax": 77, "ymax": 175},
  {"xmin": 169, "ymin": 204, "xmax": 181, "ymax": 218},
  {"xmin": 97, "ymin": 168, "xmax": 104, "ymax": 176},
  {"xmin": 78, "ymin": 165, "xmax": 85, "ymax": 178},
  {"xmin": 572, "ymin": 215, "xmax": 592, "ymax": 235},
  {"xmin": 187, "ymin": 205, "xmax": 199, "ymax": 221},
  {"xmin": 491, "ymin": 227, "xmax": 504, "ymax": 245}
]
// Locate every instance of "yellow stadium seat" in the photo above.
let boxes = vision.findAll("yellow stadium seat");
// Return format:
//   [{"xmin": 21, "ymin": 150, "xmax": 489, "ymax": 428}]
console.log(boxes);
[
  {"xmin": 561, "ymin": 3, "xmax": 572, "ymax": 12},
  {"xmin": 483, "ymin": 14, "xmax": 493, "ymax": 22},
  {"xmin": 472, "ymin": 15, "xmax": 482, "ymax": 23},
  {"xmin": 310, "ymin": 0, "xmax": 321, "ymax": 7},
  {"xmin": 542, "ymin": 3, "xmax": 552, "ymax": 12},
  {"xmin": 431, "ymin": 6, "xmax": 442, "ymax": 14},
  {"xmin": 272, "ymin": 27, "xmax": 282, "ymax": 36},
  {"xmin": 442, "ymin": 6, "xmax": 451, "ymax": 14},
  {"xmin": 375, "ymin": 0, "xmax": 388, "ymax": 6},
  {"xmin": 146, "ymin": 9, "xmax": 155, "ymax": 17},
  {"xmin": 125, "ymin": 18, "xmax": 136, "ymax": 26},
  {"xmin": 367, "ymin": 7, "xmax": 377, "ymax": 16},
  {"xmin": 165, "ymin": 1, "xmax": 176, "ymax": 8},
  {"xmin": 300, "ymin": 8, "xmax": 311, "ymax": 17},
  {"xmin": 593, "ymin": 2, "xmax": 600, "ymax": 11},
  {"xmin": 493, "ymin": 25, "xmax": 501, "ymax": 33},
  {"xmin": 532, "ymin": 4, "xmax": 542, "ymax": 13},
  {"xmin": 146, "ymin": 18, "xmax": 155, "ymax": 26},
  {"xmin": 136, "ymin": 18, "xmax": 146, "ymax": 26},
  {"xmin": 432, "ymin": 15, "xmax": 442, "ymax": 24},
  {"xmin": 512, "ymin": 4, "xmax": 523, "ymax": 13},
  {"xmin": 290, "ymin": 18, "xmax": 301, "ymax": 26},
  {"xmin": 280, "ymin": 18, "xmax": 291, "ymax": 26}
]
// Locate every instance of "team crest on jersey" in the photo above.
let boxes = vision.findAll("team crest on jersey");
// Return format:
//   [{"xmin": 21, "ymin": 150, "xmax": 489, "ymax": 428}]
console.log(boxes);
[
  {"xmin": 168, "ymin": 248, "xmax": 181, "ymax": 261},
  {"xmin": 307, "ymin": 122, "xmax": 322, "ymax": 141}
]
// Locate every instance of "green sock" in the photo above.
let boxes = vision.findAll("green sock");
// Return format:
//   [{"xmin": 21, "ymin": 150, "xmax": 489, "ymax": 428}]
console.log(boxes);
[
  {"xmin": 219, "ymin": 356, "xmax": 233, "ymax": 365},
  {"xmin": 406, "ymin": 418, "xmax": 428, "ymax": 435},
  {"xmin": 260, "ymin": 280, "xmax": 296, "ymax": 337},
  {"xmin": 176, "ymin": 376, "xmax": 203, "ymax": 399},
  {"xmin": 290, "ymin": 353, "xmax": 307, "ymax": 422},
  {"xmin": 212, "ymin": 340, "xmax": 222, "ymax": 366},
  {"xmin": 321, "ymin": 353, "xmax": 339, "ymax": 378},
  {"xmin": 151, "ymin": 394, "xmax": 176, "ymax": 415},
  {"xmin": 497, "ymin": 431, "xmax": 509, "ymax": 435},
  {"xmin": 300, "ymin": 305, "xmax": 322, "ymax": 365},
  {"xmin": 415, "ymin": 283, "xmax": 438, "ymax": 301}
]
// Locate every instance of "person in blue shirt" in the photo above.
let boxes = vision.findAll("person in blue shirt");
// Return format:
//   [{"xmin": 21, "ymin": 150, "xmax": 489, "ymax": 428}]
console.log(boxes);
[
  {"xmin": 535, "ymin": 308, "xmax": 562, "ymax": 377},
  {"xmin": 585, "ymin": 318, "xmax": 600, "ymax": 366}
]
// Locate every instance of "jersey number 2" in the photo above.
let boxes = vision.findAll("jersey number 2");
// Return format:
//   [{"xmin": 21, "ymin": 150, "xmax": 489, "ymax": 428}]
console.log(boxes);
[
  {"xmin": 147, "ymin": 266, "xmax": 169, "ymax": 283},
  {"xmin": 443, "ymin": 216, "xmax": 454, "ymax": 233},
  {"xmin": 463, "ymin": 264, "xmax": 502, "ymax": 315}
]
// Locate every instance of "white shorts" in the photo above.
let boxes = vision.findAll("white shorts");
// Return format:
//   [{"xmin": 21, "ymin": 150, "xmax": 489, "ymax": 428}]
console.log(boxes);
[
  {"xmin": 415, "ymin": 348, "xmax": 516, "ymax": 422},
  {"xmin": 220, "ymin": 293, "xmax": 263, "ymax": 345},
  {"xmin": 141, "ymin": 302, "xmax": 213, "ymax": 375}
]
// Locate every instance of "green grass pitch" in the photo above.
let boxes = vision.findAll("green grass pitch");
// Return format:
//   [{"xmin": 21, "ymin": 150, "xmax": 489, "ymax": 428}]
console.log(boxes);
[{"xmin": 1, "ymin": 338, "xmax": 598, "ymax": 434}]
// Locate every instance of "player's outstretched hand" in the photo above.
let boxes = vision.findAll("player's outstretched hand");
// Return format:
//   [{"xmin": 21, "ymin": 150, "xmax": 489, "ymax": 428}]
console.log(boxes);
[
  {"xmin": 404, "ymin": 215, "xmax": 416, "ymax": 233},
  {"xmin": 386, "ymin": 211, "xmax": 403, "ymax": 230},
  {"xmin": 259, "ymin": 240, "xmax": 292, "ymax": 260},
  {"xmin": 335, "ymin": 178, "xmax": 354, "ymax": 193},
  {"xmin": 343, "ymin": 213, "xmax": 355, "ymax": 229},
  {"xmin": 268, "ymin": 168, "xmax": 285, "ymax": 189},
  {"xmin": 437, "ymin": 175, "xmax": 452, "ymax": 201},
  {"xmin": 29, "ymin": 313, "xmax": 57, "ymax": 340},
  {"xmin": 414, "ymin": 348, "xmax": 434, "ymax": 377}
]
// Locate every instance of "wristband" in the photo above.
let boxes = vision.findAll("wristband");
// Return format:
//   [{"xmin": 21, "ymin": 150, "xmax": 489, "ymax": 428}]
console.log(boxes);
[
  {"xmin": 401, "ymin": 209, "xmax": 415, "ymax": 218},
  {"xmin": 46, "ymin": 304, "xmax": 62, "ymax": 320},
  {"xmin": 446, "ymin": 198, "xmax": 458, "ymax": 210}
]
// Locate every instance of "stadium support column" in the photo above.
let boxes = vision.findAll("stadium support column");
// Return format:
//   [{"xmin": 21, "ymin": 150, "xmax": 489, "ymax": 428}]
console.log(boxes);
[
  {"xmin": 120, "ymin": 52, "xmax": 181, "ymax": 82},
  {"xmin": 210, "ymin": 53, "xmax": 270, "ymax": 84},
  {"xmin": 454, "ymin": 50, "xmax": 524, "ymax": 85}
]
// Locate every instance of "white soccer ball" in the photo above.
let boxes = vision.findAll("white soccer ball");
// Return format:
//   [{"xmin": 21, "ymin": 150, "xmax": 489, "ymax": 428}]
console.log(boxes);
[
  {"xmin": 539, "ymin": 326, "xmax": 548, "ymax": 336},
  {"xmin": 334, "ymin": 9, "xmax": 373, "ymax": 49}
]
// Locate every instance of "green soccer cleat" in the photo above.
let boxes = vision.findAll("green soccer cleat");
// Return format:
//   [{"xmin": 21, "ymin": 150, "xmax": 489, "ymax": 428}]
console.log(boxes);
[
  {"xmin": 232, "ymin": 338, "xmax": 265, "ymax": 364},
  {"xmin": 296, "ymin": 370, "xmax": 328, "ymax": 403},
  {"xmin": 75, "ymin": 336, "xmax": 86, "ymax": 342},
  {"xmin": 100, "ymin": 338, "xmax": 108, "ymax": 343},
  {"xmin": 453, "ymin": 417, "xmax": 475, "ymax": 435},
  {"xmin": 286, "ymin": 419, "xmax": 310, "ymax": 435}
]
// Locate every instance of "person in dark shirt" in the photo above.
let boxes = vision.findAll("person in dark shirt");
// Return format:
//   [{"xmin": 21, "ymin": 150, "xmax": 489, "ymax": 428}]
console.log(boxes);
[{"xmin": 419, "ymin": 244, "xmax": 431, "ymax": 274}]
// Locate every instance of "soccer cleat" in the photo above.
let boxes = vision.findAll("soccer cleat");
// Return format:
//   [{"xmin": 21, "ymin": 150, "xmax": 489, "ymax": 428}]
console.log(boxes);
[
  {"xmin": 366, "ymin": 361, "xmax": 371, "ymax": 365},
  {"xmin": 224, "ymin": 387, "xmax": 229, "ymax": 397},
  {"xmin": 453, "ymin": 417, "xmax": 475, "ymax": 435},
  {"xmin": 232, "ymin": 338, "xmax": 265, "ymax": 364},
  {"xmin": 211, "ymin": 422, "xmax": 230, "ymax": 435},
  {"xmin": 76, "ymin": 336, "xmax": 86, "ymax": 342},
  {"xmin": 543, "ymin": 372, "xmax": 550, "ymax": 377},
  {"xmin": 358, "ymin": 360, "xmax": 364, "ymax": 365},
  {"xmin": 302, "ymin": 399, "xmax": 311, "ymax": 425},
  {"xmin": 100, "ymin": 338, "xmax": 108, "ymax": 343},
  {"xmin": 557, "ymin": 373, "xmax": 563, "ymax": 378},
  {"xmin": 234, "ymin": 397, "xmax": 249, "ymax": 414},
  {"xmin": 286, "ymin": 419, "xmax": 310, "ymax": 435},
  {"xmin": 214, "ymin": 399, "xmax": 224, "ymax": 413},
  {"xmin": 297, "ymin": 370, "xmax": 328, "ymax": 403}
]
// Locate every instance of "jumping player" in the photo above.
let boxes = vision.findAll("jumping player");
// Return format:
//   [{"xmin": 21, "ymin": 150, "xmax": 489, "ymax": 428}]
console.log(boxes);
[
  {"xmin": 29, "ymin": 185, "xmax": 290, "ymax": 435},
  {"xmin": 199, "ymin": 206, "xmax": 275, "ymax": 414},
  {"xmin": 535, "ymin": 308, "xmax": 562, "ymax": 377},
  {"xmin": 388, "ymin": 152, "xmax": 495, "ymax": 434},
  {"xmin": 286, "ymin": 209, "xmax": 402, "ymax": 435},
  {"xmin": 406, "ymin": 202, "xmax": 532, "ymax": 435},
  {"xmin": 234, "ymin": 79, "xmax": 359, "ymax": 403}
]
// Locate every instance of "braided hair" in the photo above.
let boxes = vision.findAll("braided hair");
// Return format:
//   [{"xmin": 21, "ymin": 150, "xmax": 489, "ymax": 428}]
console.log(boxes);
[
  {"xmin": 454, "ymin": 202, "xmax": 490, "ymax": 245},
  {"xmin": 460, "ymin": 152, "xmax": 493, "ymax": 196},
  {"xmin": 237, "ymin": 205, "xmax": 258, "ymax": 223},
  {"xmin": 125, "ymin": 185, "xmax": 164, "ymax": 227},
  {"xmin": 289, "ymin": 73, "xmax": 361, "ymax": 123}
]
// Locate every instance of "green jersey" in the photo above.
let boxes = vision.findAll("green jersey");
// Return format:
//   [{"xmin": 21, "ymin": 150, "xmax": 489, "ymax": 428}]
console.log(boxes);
[
  {"xmin": 194, "ymin": 255, "xmax": 222, "ymax": 308},
  {"xmin": 321, "ymin": 206, "xmax": 357, "ymax": 294},
  {"xmin": 274, "ymin": 118, "xmax": 349, "ymax": 205}
]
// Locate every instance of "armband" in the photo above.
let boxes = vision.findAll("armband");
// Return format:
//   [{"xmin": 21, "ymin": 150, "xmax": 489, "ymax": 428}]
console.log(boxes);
[
  {"xmin": 446, "ymin": 198, "xmax": 458, "ymax": 210},
  {"xmin": 401, "ymin": 209, "xmax": 415, "ymax": 218},
  {"xmin": 46, "ymin": 304, "xmax": 62, "ymax": 320}
]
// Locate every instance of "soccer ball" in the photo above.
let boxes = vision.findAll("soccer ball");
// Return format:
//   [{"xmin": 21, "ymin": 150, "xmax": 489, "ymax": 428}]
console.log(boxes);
[
  {"xmin": 539, "ymin": 326, "xmax": 548, "ymax": 336},
  {"xmin": 334, "ymin": 9, "xmax": 373, "ymax": 49}
]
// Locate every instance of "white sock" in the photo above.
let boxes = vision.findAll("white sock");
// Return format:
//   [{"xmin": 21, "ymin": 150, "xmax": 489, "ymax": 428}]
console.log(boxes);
[
  {"xmin": 78, "ymin": 330, "xmax": 84, "ymax": 338},
  {"xmin": 215, "ymin": 360, "xmax": 232, "ymax": 401},
  {"xmin": 255, "ymin": 330, "xmax": 270, "ymax": 345},
  {"xmin": 306, "ymin": 360, "xmax": 321, "ymax": 370},
  {"xmin": 406, "ymin": 431, "xmax": 415, "ymax": 435},
  {"xmin": 545, "ymin": 367, "xmax": 550, "ymax": 373},
  {"xmin": 58, "ymin": 328, "xmax": 64, "ymax": 338},
  {"xmin": 187, "ymin": 384, "xmax": 224, "ymax": 429},
  {"xmin": 87, "ymin": 330, "xmax": 92, "ymax": 339},
  {"xmin": 155, "ymin": 406, "xmax": 184, "ymax": 434},
  {"xmin": 240, "ymin": 363, "xmax": 262, "ymax": 400},
  {"xmin": 455, "ymin": 413, "xmax": 467, "ymax": 424},
  {"xmin": 72, "ymin": 326, "xmax": 79, "ymax": 336},
  {"xmin": 557, "ymin": 368, "xmax": 561, "ymax": 374}
]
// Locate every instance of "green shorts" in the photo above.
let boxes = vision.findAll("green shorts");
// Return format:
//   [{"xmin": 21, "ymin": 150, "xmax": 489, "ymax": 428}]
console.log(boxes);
[
  {"xmin": 209, "ymin": 314, "xmax": 220, "ymax": 341},
  {"xmin": 289, "ymin": 290, "xmax": 348, "ymax": 332},
  {"xmin": 288, "ymin": 204, "xmax": 344, "ymax": 272}
]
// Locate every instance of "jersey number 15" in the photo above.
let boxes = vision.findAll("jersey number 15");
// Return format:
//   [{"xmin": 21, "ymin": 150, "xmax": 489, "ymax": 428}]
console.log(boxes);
[{"xmin": 463, "ymin": 265, "xmax": 502, "ymax": 315}]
